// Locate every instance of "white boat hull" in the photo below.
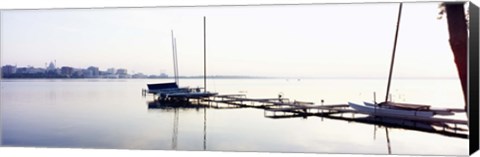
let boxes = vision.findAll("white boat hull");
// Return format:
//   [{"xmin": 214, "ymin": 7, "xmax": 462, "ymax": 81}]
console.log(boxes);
[{"xmin": 348, "ymin": 102, "xmax": 435, "ymax": 117}]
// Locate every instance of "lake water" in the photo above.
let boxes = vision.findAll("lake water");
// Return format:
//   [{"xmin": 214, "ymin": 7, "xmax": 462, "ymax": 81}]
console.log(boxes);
[{"xmin": 0, "ymin": 78, "xmax": 468, "ymax": 155}]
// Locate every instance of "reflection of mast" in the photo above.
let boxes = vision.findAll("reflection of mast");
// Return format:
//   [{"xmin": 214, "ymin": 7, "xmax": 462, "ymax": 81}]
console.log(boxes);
[
  {"xmin": 203, "ymin": 107, "xmax": 207, "ymax": 150},
  {"xmin": 386, "ymin": 127, "xmax": 392, "ymax": 154},
  {"xmin": 374, "ymin": 124, "xmax": 392, "ymax": 154},
  {"xmin": 172, "ymin": 108, "xmax": 179, "ymax": 149}
]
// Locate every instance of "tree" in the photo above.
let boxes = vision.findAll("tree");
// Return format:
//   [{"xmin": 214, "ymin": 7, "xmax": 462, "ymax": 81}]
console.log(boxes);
[{"xmin": 441, "ymin": 2, "xmax": 468, "ymax": 112}]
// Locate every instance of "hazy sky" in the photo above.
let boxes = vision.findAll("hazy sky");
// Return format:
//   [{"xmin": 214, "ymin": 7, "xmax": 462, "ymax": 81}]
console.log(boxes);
[{"xmin": 0, "ymin": 2, "xmax": 461, "ymax": 78}]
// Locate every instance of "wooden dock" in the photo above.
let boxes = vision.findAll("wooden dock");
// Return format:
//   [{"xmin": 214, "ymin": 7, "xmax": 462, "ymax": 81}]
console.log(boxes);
[{"xmin": 145, "ymin": 92, "xmax": 468, "ymax": 139}]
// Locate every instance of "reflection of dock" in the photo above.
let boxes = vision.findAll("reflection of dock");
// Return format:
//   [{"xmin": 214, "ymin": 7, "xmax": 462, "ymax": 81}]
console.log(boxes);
[{"xmin": 145, "ymin": 93, "xmax": 468, "ymax": 139}]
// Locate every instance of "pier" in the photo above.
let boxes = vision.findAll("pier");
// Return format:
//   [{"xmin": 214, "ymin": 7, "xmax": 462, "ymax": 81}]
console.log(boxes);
[
  {"xmin": 143, "ymin": 13, "xmax": 468, "ymax": 140},
  {"xmin": 144, "ymin": 91, "xmax": 468, "ymax": 139}
]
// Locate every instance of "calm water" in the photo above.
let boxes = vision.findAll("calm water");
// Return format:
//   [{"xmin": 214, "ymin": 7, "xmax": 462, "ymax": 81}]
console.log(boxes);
[{"xmin": 0, "ymin": 78, "xmax": 468, "ymax": 155}]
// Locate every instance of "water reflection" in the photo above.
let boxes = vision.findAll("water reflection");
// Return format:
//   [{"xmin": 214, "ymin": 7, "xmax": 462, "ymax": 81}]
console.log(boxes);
[
  {"xmin": 145, "ymin": 98, "xmax": 467, "ymax": 154},
  {"xmin": 147, "ymin": 100, "xmax": 208, "ymax": 150},
  {"xmin": 203, "ymin": 107, "xmax": 207, "ymax": 151},
  {"xmin": 265, "ymin": 111, "xmax": 468, "ymax": 139},
  {"xmin": 147, "ymin": 100, "xmax": 208, "ymax": 110},
  {"xmin": 1, "ymin": 79, "xmax": 467, "ymax": 154},
  {"xmin": 385, "ymin": 127, "xmax": 391, "ymax": 154}
]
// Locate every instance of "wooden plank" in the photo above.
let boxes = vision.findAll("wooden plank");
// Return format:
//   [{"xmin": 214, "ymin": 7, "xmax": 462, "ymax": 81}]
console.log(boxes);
[
  {"xmin": 231, "ymin": 98, "xmax": 288, "ymax": 103},
  {"xmin": 214, "ymin": 94, "xmax": 246, "ymax": 98},
  {"xmin": 270, "ymin": 103, "xmax": 348, "ymax": 109},
  {"xmin": 266, "ymin": 105, "xmax": 354, "ymax": 113},
  {"xmin": 292, "ymin": 100, "xmax": 314, "ymax": 105}
]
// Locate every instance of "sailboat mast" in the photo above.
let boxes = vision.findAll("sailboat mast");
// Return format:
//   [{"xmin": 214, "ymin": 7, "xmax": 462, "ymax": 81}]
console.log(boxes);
[
  {"xmin": 171, "ymin": 30, "xmax": 179, "ymax": 85},
  {"xmin": 203, "ymin": 16, "xmax": 207, "ymax": 92},
  {"xmin": 385, "ymin": 3, "xmax": 403, "ymax": 103},
  {"xmin": 174, "ymin": 38, "xmax": 179, "ymax": 84}
]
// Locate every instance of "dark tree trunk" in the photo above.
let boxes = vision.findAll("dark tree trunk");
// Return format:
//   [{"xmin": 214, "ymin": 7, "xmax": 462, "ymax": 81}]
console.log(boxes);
[{"xmin": 445, "ymin": 3, "xmax": 468, "ymax": 112}]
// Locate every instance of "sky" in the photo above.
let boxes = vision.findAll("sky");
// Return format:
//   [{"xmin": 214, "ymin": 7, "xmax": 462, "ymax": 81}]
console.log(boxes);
[{"xmin": 0, "ymin": 2, "xmax": 463, "ymax": 78}]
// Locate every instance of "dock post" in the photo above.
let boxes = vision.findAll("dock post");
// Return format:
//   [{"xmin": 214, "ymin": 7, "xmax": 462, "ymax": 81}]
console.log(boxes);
[{"xmin": 454, "ymin": 124, "xmax": 457, "ymax": 133}]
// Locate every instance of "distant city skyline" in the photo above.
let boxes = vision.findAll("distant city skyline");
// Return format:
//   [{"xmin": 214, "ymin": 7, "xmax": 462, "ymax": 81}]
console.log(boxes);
[
  {"xmin": 1, "ymin": 62, "xmax": 170, "ymax": 78},
  {"xmin": 2, "ymin": 60, "xmax": 157, "ymax": 75},
  {"xmin": 0, "ymin": 2, "xmax": 462, "ymax": 80},
  {"xmin": 1, "ymin": 63, "xmax": 461, "ymax": 80}
]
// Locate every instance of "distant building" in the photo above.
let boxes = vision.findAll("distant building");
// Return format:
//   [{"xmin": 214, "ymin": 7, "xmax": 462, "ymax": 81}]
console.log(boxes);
[
  {"xmin": 104, "ymin": 74, "xmax": 119, "ymax": 79},
  {"xmin": 132, "ymin": 73, "xmax": 147, "ymax": 78},
  {"xmin": 47, "ymin": 62, "xmax": 56, "ymax": 71},
  {"xmin": 116, "ymin": 68, "xmax": 130, "ymax": 78},
  {"xmin": 26, "ymin": 67, "xmax": 45, "ymax": 74},
  {"xmin": 61, "ymin": 66, "xmax": 74, "ymax": 77},
  {"xmin": 86, "ymin": 66, "xmax": 100, "ymax": 78},
  {"xmin": 116, "ymin": 68, "xmax": 128, "ymax": 75},
  {"xmin": 1, "ymin": 65, "xmax": 17, "ymax": 75},
  {"xmin": 15, "ymin": 67, "xmax": 28, "ymax": 74},
  {"xmin": 72, "ymin": 69, "xmax": 85, "ymax": 78},
  {"xmin": 159, "ymin": 73, "xmax": 168, "ymax": 78},
  {"xmin": 106, "ymin": 68, "xmax": 116, "ymax": 74}
]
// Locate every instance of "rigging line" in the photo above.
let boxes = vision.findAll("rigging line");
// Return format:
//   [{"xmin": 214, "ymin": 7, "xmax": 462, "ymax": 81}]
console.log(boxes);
[{"xmin": 385, "ymin": 3, "xmax": 403, "ymax": 103}]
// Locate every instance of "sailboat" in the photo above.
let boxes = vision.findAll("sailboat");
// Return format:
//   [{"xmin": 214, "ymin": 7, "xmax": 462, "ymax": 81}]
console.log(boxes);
[
  {"xmin": 147, "ymin": 29, "xmax": 217, "ymax": 101},
  {"xmin": 348, "ymin": 101, "xmax": 435, "ymax": 117},
  {"xmin": 348, "ymin": 3, "xmax": 461, "ymax": 118}
]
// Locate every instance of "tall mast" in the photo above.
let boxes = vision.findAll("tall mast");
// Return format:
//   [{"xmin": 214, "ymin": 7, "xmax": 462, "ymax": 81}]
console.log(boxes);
[
  {"xmin": 203, "ymin": 16, "xmax": 207, "ymax": 92},
  {"xmin": 385, "ymin": 3, "xmax": 403, "ymax": 103},
  {"xmin": 174, "ymin": 38, "xmax": 179, "ymax": 84},
  {"xmin": 383, "ymin": 4, "xmax": 402, "ymax": 154},
  {"xmin": 171, "ymin": 30, "xmax": 179, "ymax": 85},
  {"xmin": 203, "ymin": 16, "xmax": 207, "ymax": 151}
]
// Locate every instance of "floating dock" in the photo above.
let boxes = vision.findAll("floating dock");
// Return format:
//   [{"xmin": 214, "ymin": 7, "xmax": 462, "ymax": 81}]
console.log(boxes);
[{"xmin": 144, "ymin": 92, "xmax": 468, "ymax": 139}]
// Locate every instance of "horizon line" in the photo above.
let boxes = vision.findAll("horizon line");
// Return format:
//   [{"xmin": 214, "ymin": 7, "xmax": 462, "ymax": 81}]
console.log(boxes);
[{"xmin": 0, "ymin": 75, "xmax": 459, "ymax": 80}]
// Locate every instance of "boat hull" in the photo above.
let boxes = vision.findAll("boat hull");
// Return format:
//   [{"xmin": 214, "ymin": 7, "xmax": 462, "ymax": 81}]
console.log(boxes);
[
  {"xmin": 147, "ymin": 82, "xmax": 178, "ymax": 90},
  {"xmin": 348, "ymin": 102, "xmax": 435, "ymax": 117}
]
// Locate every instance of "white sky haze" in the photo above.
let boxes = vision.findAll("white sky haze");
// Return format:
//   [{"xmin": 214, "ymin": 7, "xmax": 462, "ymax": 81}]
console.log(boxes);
[{"xmin": 0, "ymin": 2, "xmax": 461, "ymax": 78}]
